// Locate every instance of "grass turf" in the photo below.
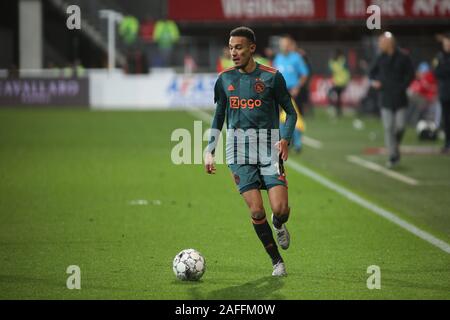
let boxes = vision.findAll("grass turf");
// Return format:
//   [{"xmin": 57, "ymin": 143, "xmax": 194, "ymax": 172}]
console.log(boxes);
[{"xmin": 0, "ymin": 108, "xmax": 449, "ymax": 299}]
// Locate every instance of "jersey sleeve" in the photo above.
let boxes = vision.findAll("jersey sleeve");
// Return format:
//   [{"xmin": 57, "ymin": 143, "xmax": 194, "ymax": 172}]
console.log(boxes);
[
  {"xmin": 274, "ymin": 71, "xmax": 298, "ymax": 141},
  {"xmin": 296, "ymin": 55, "xmax": 309, "ymax": 77},
  {"xmin": 207, "ymin": 77, "xmax": 227, "ymax": 154}
]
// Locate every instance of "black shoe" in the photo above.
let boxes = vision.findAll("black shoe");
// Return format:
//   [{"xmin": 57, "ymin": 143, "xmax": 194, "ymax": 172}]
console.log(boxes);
[{"xmin": 386, "ymin": 156, "xmax": 400, "ymax": 169}]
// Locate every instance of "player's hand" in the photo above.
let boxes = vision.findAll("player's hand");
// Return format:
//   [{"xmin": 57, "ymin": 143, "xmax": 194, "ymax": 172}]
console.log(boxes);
[
  {"xmin": 371, "ymin": 80, "xmax": 382, "ymax": 89},
  {"xmin": 276, "ymin": 139, "xmax": 289, "ymax": 162},
  {"xmin": 204, "ymin": 152, "xmax": 216, "ymax": 174},
  {"xmin": 290, "ymin": 87, "xmax": 300, "ymax": 98}
]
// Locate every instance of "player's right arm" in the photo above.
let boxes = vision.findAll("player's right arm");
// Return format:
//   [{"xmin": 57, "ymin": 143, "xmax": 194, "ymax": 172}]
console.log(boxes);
[{"xmin": 205, "ymin": 77, "xmax": 227, "ymax": 174}]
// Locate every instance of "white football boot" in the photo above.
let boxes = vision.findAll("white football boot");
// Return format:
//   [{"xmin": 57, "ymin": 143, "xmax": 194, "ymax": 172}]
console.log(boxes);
[
  {"xmin": 272, "ymin": 214, "xmax": 290, "ymax": 250},
  {"xmin": 272, "ymin": 261, "xmax": 287, "ymax": 277}
]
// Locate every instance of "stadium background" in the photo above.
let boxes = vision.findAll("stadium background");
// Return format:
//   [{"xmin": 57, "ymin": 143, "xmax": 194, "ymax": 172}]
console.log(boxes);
[
  {"xmin": 0, "ymin": 0, "xmax": 449, "ymax": 300},
  {"xmin": 1, "ymin": 0, "xmax": 449, "ymax": 109}
]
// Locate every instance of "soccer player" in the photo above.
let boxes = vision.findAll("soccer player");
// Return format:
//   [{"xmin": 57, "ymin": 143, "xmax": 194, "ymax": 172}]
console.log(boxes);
[
  {"xmin": 204, "ymin": 27, "xmax": 298, "ymax": 276},
  {"xmin": 328, "ymin": 49, "xmax": 350, "ymax": 117},
  {"xmin": 273, "ymin": 35, "xmax": 309, "ymax": 153}
]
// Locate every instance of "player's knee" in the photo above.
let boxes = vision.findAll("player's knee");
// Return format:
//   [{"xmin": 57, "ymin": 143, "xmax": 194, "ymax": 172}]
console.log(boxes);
[
  {"xmin": 250, "ymin": 209, "xmax": 266, "ymax": 220},
  {"xmin": 272, "ymin": 203, "xmax": 290, "ymax": 216}
]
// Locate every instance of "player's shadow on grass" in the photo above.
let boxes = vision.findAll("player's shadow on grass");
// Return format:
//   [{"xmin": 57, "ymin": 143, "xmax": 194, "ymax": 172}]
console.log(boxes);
[{"xmin": 206, "ymin": 276, "xmax": 285, "ymax": 300}]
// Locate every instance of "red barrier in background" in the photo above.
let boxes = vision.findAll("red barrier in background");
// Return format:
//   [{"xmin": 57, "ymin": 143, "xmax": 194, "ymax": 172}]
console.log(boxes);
[
  {"xmin": 168, "ymin": 0, "xmax": 328, "ymax": 21},
  {"xmin": 169, "ymin": 0, "xmax": 450, "ymax": 21},
  {"xmin": 336, "ymin": 0, "xmax": 450, "ymax": 19}
]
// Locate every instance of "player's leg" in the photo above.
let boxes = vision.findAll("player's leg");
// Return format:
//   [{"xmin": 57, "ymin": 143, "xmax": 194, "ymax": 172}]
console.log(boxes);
[
  {"xmin": 394, "ymin": 108, "xmax": 407, "ymax": 162},
  {"xmin": 268, "ymin": 185, "xmax": 291, "ymax": 250},
  {"xmin": 336, "ymin": 86, "xmax": 343, "ymax": 117},
  {"xmin": 241, "ymin": 189, "xmax": 284, "ymax": 269},
  {"xmin": 381, "ymin": 108, "xmax": 397, "ymax": 167}
]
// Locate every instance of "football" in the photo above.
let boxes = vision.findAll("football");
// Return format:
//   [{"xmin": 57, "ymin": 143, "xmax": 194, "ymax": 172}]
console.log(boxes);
[
  {"xmin": 416, "ymin": 120, "xmax": 438, "ymax": 141},
  {"xmin": 172, "ymin": 249, "xmax": 206, "ymax": 281}
]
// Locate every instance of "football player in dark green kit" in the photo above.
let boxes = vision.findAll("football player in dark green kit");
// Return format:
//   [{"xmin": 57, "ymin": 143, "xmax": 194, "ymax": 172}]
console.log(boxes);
[{"xmin": 205, "ymin": 27, "xmax": 298, "ymax": 276}]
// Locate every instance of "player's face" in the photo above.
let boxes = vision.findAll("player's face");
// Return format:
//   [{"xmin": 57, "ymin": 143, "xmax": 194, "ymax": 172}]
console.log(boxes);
[
  {"xmin": 229, "ymin": 36, "xmax": 255, "ymax": 69},
  {"xmin": 443, "ymin": 38, "xmax": 450, "ymax": 52},
  {"xmin": 378, "ymin": 36, "xmax": 394, "ymax": 53},
  {"xmin": 279, "ymin": 38, "xmax": 291, "ymax": 54},
  {"xmin": 378, "ymin": 36, "xmax": 388, "ymax": 53}
]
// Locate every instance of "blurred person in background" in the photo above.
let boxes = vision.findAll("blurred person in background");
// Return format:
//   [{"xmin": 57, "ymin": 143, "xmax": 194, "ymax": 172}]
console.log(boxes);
[
  {"xmin": 254, "ymin": 51, "xmax": 272, "ymax": 66},
  {"xmin": 153, "ymin": 19, "xmax": 180, "ymax": 67},
  {"xmin": 369, "ymin": 32, "xmax": 415, "ymax": 168},
  {"xmin": 119, "ymin": 15, "xmax": 139, "ymax": 45},
  {"xmin": 273, "ymin": 35, "xmax": 309, "ymax": 153},
  {"xmin": 73, "ymin": 59, "xmax": 86, "ymax": 78},
  {"xmin": 46, "ymin": 61, "xmax": 62, "ymax": 78},
  {"xmin": 328, "ymin": 49, "xmax": 350, "ymax": 117},
  {"xmin": 217, "ymin": 46, "xmax": 234, "ymax": 73},
  {"xmin": 434, "ymin": 32, "xmax": 450, "ymax": 154},
  {"xmin": 407, "ymin": 62, "xmax": 438, "ymax": 127},
  {"xmin": 184, "ymin": 54, "xmax": 197, "ymax": 74},
  {"xmin": 298, "ymin": 47, "xmax": 313, "ymax": 116}
]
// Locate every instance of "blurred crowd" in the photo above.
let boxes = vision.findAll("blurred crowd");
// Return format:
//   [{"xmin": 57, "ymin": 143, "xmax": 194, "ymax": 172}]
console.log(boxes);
[{"xmin": 216, "ymin": 31, "xmax": 450, "ymax": 155}]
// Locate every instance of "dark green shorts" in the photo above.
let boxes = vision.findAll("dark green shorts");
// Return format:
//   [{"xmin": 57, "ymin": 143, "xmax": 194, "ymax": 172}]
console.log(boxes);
[{"xmin": 228, "ymin": 161, "xmax": 288, "ymax": 194}]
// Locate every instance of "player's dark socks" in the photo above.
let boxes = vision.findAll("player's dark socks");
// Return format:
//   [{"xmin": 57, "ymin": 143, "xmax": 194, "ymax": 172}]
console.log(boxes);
[
  {"xmin": 272, "ymin": 211, "xmax": 290, "ymax": 229},
  {"xmin": 252, "ymin": 216, "xmax": 283, "ymax": 265}
]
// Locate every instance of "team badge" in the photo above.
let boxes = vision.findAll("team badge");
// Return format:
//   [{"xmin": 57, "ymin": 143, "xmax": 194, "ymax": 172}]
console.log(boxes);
[
  {"xmin": 233, "ymin": 174, "xmax": 240, "ymax": 185},
  {"xmin": 254, "ymin": 80, "xmax": 265, "ymax": 94}
]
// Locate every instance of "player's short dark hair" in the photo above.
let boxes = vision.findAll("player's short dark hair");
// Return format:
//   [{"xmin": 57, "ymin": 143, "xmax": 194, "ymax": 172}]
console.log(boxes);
[
  {"xmin": 280, "ymin": 34, "xmax": 294, "ymax": 40},
  {"xmin": 230, "ymin": 26, "xmax": 256, "ymax": 44}
]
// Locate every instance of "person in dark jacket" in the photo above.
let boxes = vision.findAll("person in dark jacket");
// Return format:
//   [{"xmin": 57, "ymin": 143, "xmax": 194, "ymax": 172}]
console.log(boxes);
[
  {"xmin": 369, "ymin": 32, "xmax": 415, "ymax": 168},
  {"xmin": 434, "ymin": 32, "xmax": 450, "ymax": 154}
]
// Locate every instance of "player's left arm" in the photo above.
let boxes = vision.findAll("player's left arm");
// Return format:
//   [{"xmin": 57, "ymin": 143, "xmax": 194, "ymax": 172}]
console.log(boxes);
[
  {"xmin": 274, "ymin": 71, "xmax": 298, "ymax": 161},
  {"xmin": 292, "ymin": 55, "xmax": 309, "ymax": 96}
]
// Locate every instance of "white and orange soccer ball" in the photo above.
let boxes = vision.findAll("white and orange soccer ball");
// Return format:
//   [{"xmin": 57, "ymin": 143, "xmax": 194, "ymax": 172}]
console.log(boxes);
[{"xmin": 172, "ymin": 249, "xmax": 206, "ymax": 281}]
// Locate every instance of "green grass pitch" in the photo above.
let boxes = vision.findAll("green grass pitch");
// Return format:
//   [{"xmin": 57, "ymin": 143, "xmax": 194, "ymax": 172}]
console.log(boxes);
[{"xmin": 0, "ymin": 108, "xmax": 449, "ymax": 299}]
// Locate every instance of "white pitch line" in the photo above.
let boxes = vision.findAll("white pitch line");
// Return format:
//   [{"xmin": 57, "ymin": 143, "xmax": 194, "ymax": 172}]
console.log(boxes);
[
  {"xmin": 347, "ymin": 155, "xmax": 420, "ymax": 186},
  {"xmin": 187, "ymin": 109, "xmax": 213, "ymax": 124},
  {"xmin": 187, "ymin": 109, "xmax": 450, "ymax": 255},
  {"xmin": 189, "ymin": 108, "xmax": 323, "ymax": 149},
  {"xmin": 302, "ymin": 136, "xmax": 323, "ymax": 149},
  {"xmin": 285, "ymin": 160, "xmax": 450, "ymax": 254}
]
